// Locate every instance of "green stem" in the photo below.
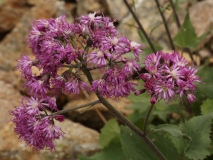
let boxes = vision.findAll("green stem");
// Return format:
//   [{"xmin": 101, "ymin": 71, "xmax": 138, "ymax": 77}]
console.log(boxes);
[
  {"xmin": 154, "ymin": 0, "xmax": 175, "ymax": 50},
  {"xmin": 81, "ymin": 65, "xmax": 166, "ymax": 160},
  {"xmin": 50, "ymin": 100, "xmax": 100, "ymax": 116},
  {"xmin": 143, "ymin": 104, "xmax": 155, "ymax": 135}
]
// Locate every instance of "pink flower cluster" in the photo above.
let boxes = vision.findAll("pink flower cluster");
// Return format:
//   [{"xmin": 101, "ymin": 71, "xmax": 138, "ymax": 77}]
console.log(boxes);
[
  {"xmin": 18, "ymin": 13, "xmax": 144, "ymax": 99},
  {"xmin": 139, "ymin": 51, "xmax": 200, "ymax": 104},
  {"xmin": 12, "ymin": 12, "xmax": 200, "ymax": 150},
  {"xmin": 10, "ymin": 97, "xmax": 64, "ymax": 150},
  {"xmin": 13, "ymin": 12, "xmax": 144, "ymax": 150}
]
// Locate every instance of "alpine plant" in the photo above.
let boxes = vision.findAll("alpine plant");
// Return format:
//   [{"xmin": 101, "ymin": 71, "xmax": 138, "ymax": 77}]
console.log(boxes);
[{"xmin": 11, "ymin": 12, "xmax": 200, "ymax": 150}]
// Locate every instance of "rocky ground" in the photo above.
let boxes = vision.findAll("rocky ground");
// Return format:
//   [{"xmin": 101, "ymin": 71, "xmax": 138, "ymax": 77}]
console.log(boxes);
[{"xmin": 0, "ymin": 0, "xmax": 212, "ymax": 160}]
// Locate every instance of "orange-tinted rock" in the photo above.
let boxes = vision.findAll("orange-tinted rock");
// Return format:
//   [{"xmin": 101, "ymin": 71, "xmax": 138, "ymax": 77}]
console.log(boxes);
[
  {"xmin": 64, "ymin": 93, "xmax": 132, "ymax": 130},
  {"xmin": 0, "ymin": 0, "xmax": 28, "ymax": 33}
]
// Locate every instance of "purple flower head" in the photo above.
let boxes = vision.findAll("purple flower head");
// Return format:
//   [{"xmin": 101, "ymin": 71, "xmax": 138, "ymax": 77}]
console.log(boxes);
[
  {"xmin": 17, "ymin": 55, "xmax": 33, "ymax": 78},
  {"xmin": 88, "ymin": 50, "xmax": 110, "ymax": 66},
  {"xmin": 41, "ymin": 96, "xmax": 58, "ymax": 111},
  {"xmin": 130, "ymin": 41, "xmax": 144, "ymax": 61},
  {"xmin": 11, "ymin": 101, "xmax": 64, "ymax": 150},
  {"xmin": 92, "ymin": 68, "xmax": 137, "ymax": 98},
  {"xmin": 14, "ymin": 12, "xmax": 146, "ymax": 150},
  {"xmin": 50, "ymin": 75, "xmax": 66, "ymax": 89},
  {"xmin": 25, "ymin": 75, "xmax": 50, "ymax": 97},
  {"xmin": 138, "ymin": 51, "xmax": 200, "ymax": 103},
  {"xmin": 63, "ymin": 77, "xmax": 91, "ymax": 95},
  {"xmin": 78, "ymin": 12, "xmax": 103, "ymax": 25},
  {"xmin": 122, "ymin": 59, "xmax": 140, "ymax": 76}
]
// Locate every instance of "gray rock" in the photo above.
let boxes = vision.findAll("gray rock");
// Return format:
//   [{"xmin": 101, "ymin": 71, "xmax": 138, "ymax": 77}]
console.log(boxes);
[
  {"xmin": 102, "ymin": 0, "xmax": 134, "ymax": 20},
  {"xmin": 0, "ymin": 119, "xmax": 100, "ymax": 160},
  {"xmin": 189, "ymin": 0, "xmax": 213, "ymax": 50},
  {"xmin": 117, "ymin": 0, "xmax": 171, "ymax": 50},
  {"xmin": 76, "ymin": 0, "xmax": 103, "ymax": 16}
]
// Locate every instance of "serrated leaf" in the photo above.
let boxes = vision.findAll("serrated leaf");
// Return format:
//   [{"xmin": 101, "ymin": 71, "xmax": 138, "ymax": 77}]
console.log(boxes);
[
  {"xmin": 152, "ymin": 102, "xmax": 184, "ymax": 123},
  {"xmin": 99, "ymin": 119, "xmax": 120, "ymax": 148},
  {"xmin": 191, "ymin": 88, "xmax": 206, "ymax": 116},
  {"xmin": 171, "ymin": 114, "xmax": 213, "ymax": 160},
  {"xmin": 151, "ymin": 134, "xmax": 180, "ymax": 160},
  {"xmin": 153, "ymin": 124, "xmax": 191, "ymax": 140},
  {"xmin": 79, "ymin": 138, "xmax": 126, "ymax": 160},
  {"xmin": 201, "ymin": 99, "xmax": 213, "ymax": 115},
  {"xmin": 173, "ymin": 13, "xmax": 201, "ymax": 49},
  {"xmin": 120, "ymin": 126, "xmax": 159, "ymax": 160},
  {"xmin": 197, "ymin": 66, "xmax": 213, "ymax": 99}
]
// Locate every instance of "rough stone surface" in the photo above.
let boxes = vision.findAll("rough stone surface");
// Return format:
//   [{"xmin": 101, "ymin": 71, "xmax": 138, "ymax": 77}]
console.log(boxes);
[
  {"xmin": 0, "ymin": 0, "xmax": 212, "ymax": 159},
  {"xmin": 0, "ymin": 72, "xmax": 22, "ymax": 129},
  {"xmin": 0, "ymin": 0, "xmax": 75, "ymax": 71},
  {"xmin": 0, "ymin": 0, "xmax": 28, "ymax": 33},
  {"xmin": 189, "ymin": 0, "xmax": 213, "ymax": 37},
  {"xmin": 26, "ymin": 0, "xmax": 46, "ymax": 6},
  {"xmin": 76, "ymin": 0, "xmax": 104, "ymax": 16},
  {"xmin": 64, "ymin": 93, "xmax": 132, "ymax": 130},
  {"xmin": 103, "ymin": 0, "xmax": 135, "ymax": 20},
  {"xmin": 117, "ymin": 0, "xmax": 173, "ymax": 49},
  {"xmin": 118, "ymin": 0, "xmax": 213, "ymax": 51},
  {"xmin": 189, "ymin": 0, "xmax": 213, "ymax": 49},
  {"xmin": 0, "ymin": 119, "xmax": 100, "ymax": 160}
]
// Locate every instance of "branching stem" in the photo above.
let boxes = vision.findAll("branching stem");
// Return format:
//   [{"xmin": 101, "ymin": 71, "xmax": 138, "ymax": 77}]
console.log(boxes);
[
  {"xmin": 143, "ymin": 104, "xmax": 155, "ymax": 135},
  {"xmin": 154, "ymin": 0, "xmax": 175, "ymax": 50},
  {"xmin": 50, "ymin": 100, "xmax": 100, "ymax": 116},
  {"xmin": 168, "ymin": 0, "xmax": 181, "ymax": 28},
  {"xmin": 81, "ymin": 63, "xmax": 166, "ymax": 160},
  {"xmin": 168, "ymin": 0, "xmax": 196, "ymax": 65}
]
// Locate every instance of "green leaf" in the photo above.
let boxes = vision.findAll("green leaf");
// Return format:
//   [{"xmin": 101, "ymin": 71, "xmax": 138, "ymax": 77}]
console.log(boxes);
[
  {"xmin": 173, "ymin": 13, "xmax": 201, "ymax": 49},
  {"xmin": 197, "ymin": 66, "xmax": 213, "ymax": 99},
  {"xmin": 151, "ymin": 134, "xmax": 180, "ymax": 160},
  {"xmin": 171, "ymin": 114, "xmax": 213, "ymax": 160},
  {"xmin": 79, "ymin": 138, "xmax": 126, "ymax": 160},
  {"xmin": 99, "ymin": 119, "xmax": 120, "ymax": 148},
  {"xmin": 153, "ymin": 124, "xmax": 191, "ymax": 140},
  {"xmin": 191, "ymin": 88, "xmax": 206, "ymax": 115},
  {"xmin": 120, "ymin": 126, "xmax": 158, "ymax": 160},
  {"xmin": 152, "ymin": 102, "xmax": 184, "ymax": 123},
  {"xmin": 128, "ymin": 91, "xmax": 150, "ymax": 104},
  {"xmin": 201, "ymin": 99, "xmax": 213, "ymax": 115}
]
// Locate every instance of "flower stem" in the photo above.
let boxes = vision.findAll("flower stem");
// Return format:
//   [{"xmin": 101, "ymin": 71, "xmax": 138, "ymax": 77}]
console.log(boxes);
[
  {"xmin": 123, "ymin": 0, "xmax": 156, "ymax": 53},
  {"xmin": 98, "ymin": 97, "xmax": 167, "ymax": 160},
  {"xmin": 143, "ymin": 104, "xmax": 155, "ymax": 135},
  {"xmin": 81, "ymin": 65, "xmax": 166, "ymax": 160},
  {"xmin": 50, "ymin": 100, "xmax": 100, "ymax": 116},
  {"xmin": 168, "ymin": 0, "xmax": 181, "ymax": 28},
  {"xmin": 154, "ymin": 0, "xmax": 175, "ymax": 50},
  {"xmin": 88, "ymin": 65, "xmax": 108, "ymax": 71}
]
